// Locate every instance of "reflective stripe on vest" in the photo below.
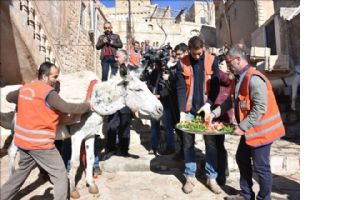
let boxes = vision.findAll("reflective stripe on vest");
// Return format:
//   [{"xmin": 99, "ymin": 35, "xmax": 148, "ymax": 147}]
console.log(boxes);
[
  {"xmin": 181, "ymin": 52, "xmax": 214, "ymax": 112},
  {"xmin": 238, "ymin": 67, "xmax": 285, "ymax": 147},
  {"xmin": 15, "ymin": 124, "xmax": 56, "ymax": 137}
]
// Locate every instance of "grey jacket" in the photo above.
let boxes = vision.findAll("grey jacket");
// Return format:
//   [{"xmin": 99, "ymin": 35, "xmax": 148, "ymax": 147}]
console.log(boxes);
[{"xmin": 96, "ymin": 33, "xmax": 123, "ymax": 60}]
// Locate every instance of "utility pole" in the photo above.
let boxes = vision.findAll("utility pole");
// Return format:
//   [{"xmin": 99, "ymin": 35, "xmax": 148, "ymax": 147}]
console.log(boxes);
[{"xmin": 127, "ymin": 0, "xmax": 132, "ymax": 50}]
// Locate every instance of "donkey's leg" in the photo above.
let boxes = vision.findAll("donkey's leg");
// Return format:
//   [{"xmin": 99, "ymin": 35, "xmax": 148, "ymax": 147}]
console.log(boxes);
[
  {"xmin": 8, "ymin": 140, "xmax": 18, "ymax": 176},
  {"xmin": 85, "ymin": 136, "xmax": 99, "ymax": 194},
  {"xmin": 68, "ymin": 134, "xmax": 84, "ymax": 199}
]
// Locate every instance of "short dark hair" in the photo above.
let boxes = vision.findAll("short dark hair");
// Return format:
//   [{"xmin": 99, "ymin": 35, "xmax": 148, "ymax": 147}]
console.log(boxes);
[
  {"xmin": 175, "ymin": 42, "xmax": 188, "ymax": 52},
  {"xmin": 188, "ymin": 36, "xmax": 204, "ymax": 49},
  {"xmin": 38, "ymin": 62, "xmax": 57, "ymax": 80}
]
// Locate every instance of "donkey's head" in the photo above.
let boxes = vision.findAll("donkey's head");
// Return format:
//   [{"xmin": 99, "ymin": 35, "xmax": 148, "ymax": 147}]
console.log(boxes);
[
  {"xmin": 124, "ymin": 75, "xmax": 163, "ymax": 120},
  {"xmin": 90, "ymin": 75, "xmax": 163, "ymax": 120}
]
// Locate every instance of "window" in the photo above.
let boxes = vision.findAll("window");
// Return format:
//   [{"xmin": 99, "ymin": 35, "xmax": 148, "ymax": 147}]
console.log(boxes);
[
  {"xmin": 148, "ymin": 24, "xmax": 153, "ymax": 31},
  {"xmin": 234, "ymin": 7, "xmax": 238, "ymax": 18}
]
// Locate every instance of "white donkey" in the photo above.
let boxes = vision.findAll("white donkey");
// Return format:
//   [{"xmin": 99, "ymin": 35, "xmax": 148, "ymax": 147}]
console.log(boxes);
[{"xmin": 2, "ymin": 71, "xmax": 163, "ymax": 198}]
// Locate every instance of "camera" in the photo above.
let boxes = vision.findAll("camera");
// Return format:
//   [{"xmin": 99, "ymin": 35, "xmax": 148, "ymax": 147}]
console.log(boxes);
[
  {"xmin": 104, "ymin": 33, "xmax": 111, "ymax": 43},
  {"xmin": 140, "ymin": 45, "xmax": 171, "ymax": 81}
]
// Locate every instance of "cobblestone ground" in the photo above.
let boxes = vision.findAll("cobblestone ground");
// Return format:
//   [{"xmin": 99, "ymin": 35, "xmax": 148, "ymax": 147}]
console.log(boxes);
[{"xmin": 0, "ymin": 118, "xmax": 300, "ymax": 200}]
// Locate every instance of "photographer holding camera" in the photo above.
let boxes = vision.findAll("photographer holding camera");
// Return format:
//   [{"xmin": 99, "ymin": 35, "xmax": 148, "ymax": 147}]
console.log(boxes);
[
  {"xmin": 143, "ymin": 47, "xmax": 176, "ymax": 156},
  {"xmin": 96, "ymin": 21, "xmax": 123, "ymax": 81}
]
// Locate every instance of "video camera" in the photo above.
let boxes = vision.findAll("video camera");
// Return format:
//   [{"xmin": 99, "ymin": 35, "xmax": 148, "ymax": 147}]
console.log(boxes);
[{"xmin": 140, "ymin": 45, "xmax": 171, "ymax": 80}]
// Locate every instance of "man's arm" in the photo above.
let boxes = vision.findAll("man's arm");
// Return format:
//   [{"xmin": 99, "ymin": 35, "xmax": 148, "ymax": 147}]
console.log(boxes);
[
  {"xmin": 238, "ymin": 75, "xmax": 268, "ymax": 131},
  {"xmin": 175, "ymin": 62, "xmax": 187, "ymax": 112},
  {"xmin": 110, "ymin": 34, "xmax": 123, "ymax": 49},
  {"xmin": 206, "ymin": 58, "xmax": 220, "ymax": 105},
  {"xmin": 96, "ymin": 35, "xmax": 105, "ymax": 50},
  {"xmin": 211, "ymin": 96, "xmax": 233, "ymax": 119},
  {"xmin": 46, "ymin": 91, "xmax": 90, "ymax": 114}
]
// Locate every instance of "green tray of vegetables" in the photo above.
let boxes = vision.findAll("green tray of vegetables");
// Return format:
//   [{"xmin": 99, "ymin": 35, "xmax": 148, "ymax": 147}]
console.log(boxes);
[{"xmin": 176, "ymin": 116, "xmax": 234, "ymax": 135}]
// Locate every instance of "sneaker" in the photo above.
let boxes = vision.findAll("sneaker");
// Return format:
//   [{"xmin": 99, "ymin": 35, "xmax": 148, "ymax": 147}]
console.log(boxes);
[
  {"xmin": 207, "ymin": 178, "xmax": 222, "ymax": 194},
  {"xmin": 182, "ymin": 176, "xmax": 196, "ymax": 194},
  {"xmin": 224, "ymin": 194, "xmax": 245, "ymax": 200},
  {"xmin": 93, "ymin": 167, "xmax": 102, "ymax": 176}
]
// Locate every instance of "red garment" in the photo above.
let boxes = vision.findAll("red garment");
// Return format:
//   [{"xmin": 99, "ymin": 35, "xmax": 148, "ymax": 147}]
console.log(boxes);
[
  {"xmin": 213, "ymin": 69, "xmax": 235, "ymax": 123},
  {"xmin": 103, "ymin": 46, "xmax": 113, "ymax": 57}
]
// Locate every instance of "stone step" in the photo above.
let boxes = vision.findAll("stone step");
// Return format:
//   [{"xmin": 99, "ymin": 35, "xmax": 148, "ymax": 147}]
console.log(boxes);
[{"xmin": 101, "ymin": 119, "xmax": 300, "ymax": 174}]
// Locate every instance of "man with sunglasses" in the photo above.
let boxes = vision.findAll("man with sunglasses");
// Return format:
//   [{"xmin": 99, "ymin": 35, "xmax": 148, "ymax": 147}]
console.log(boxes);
[
  {"xmin": 96, "ymin": 21, "xmax": 123, "ymax": 81},
  {"xmin": 207, "ymin": 47, "xmax": 285, "ymax": 200}
]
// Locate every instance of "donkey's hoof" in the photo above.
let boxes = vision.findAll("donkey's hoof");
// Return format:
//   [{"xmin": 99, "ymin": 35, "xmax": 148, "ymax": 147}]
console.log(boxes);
[
  {"xmin": 70, "ymin": 190, "xmax": 80, "ymax": 199},
  {"xmin": 88, "ymin": 184, "xmax": 99, "ymax": 194}
]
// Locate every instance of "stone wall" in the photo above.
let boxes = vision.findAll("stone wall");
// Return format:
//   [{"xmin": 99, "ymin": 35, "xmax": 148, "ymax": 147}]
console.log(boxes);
[
  {"xmin": 215, "ymin": 0, "xmax": 258, "ymax": 48},
  {"xmin": 0, "ymin": 0, "xmax": 107, "ymax": 85},
  {"xmin": 103, "ymin": 0, "xmax": 216, "ymax": 49}
]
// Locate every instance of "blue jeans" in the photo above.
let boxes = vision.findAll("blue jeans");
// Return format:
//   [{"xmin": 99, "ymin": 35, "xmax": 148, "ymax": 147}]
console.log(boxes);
[
  {"xmin": 101, "ymin": 56, "xmax": 118, "ymax": 81},
  {"xmin": 183, "ymin": 132, "xmax": 218, "ymax": 179},
  {"xmin": 150, "ymin": 106, "xmax": 176, "ymax": 151},
  {"xmin": 236, "ymin": 136, "xmax": 272, "ymax": 200}
]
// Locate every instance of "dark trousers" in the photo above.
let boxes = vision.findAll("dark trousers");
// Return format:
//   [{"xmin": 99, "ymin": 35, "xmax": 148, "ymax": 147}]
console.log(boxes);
[
  {"xmin": 236, "ymin": 136, "xmax": 272, "ymax": 200},
  {"xmin": 216, "ymin": 134, "xmax": 229, "ymax": 184},
  {"xmin": 106, "ymin": 111, "xmax": 132, "ymax": 153},
  {"xmin": 101, "ymin": 55, "xmax": 118, "ymax": 81}
]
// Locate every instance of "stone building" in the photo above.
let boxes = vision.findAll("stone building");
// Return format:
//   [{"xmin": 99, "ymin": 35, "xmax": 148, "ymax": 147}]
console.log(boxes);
[
  {"xmin": 215, "ymin": 0, "xmax": 300, "ymax": 70},
  {"xmin": 0, "ymin": 0, "xmax": 107, "ymax": 85},
  {"xmin": 101, "ymin": 0, "xmax": 216, "ymax": 49}
]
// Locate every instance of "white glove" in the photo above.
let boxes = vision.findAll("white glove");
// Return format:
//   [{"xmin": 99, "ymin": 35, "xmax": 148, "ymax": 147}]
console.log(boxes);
[
  {"xmin": 197, "ymin": 103, "xmax": 211, "ymax": 121},
  {"xmin": 162, "ymin": 73, "xmax": 169, "ymax": 80},
  {"xmin": 179, "ymin": 112, "xmax": 187, "ymax": 123}
]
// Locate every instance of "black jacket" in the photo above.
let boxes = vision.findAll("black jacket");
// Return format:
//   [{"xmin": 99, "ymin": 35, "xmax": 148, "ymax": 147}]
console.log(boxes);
[{"xmin": 96, "ymin": 33, "xmax": 123, "ymax": 60}]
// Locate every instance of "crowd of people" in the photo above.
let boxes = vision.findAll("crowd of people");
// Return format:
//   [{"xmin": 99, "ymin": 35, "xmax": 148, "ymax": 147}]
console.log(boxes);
[{"xmin": 0, "ymin": 21, "xmax": 285, "ymax": 200}]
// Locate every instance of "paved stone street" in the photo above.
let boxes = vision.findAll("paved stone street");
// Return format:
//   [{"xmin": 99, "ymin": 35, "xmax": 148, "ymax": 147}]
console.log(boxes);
[{"xmin": 0, "ymin": 118, "xmax": 299, "ymax": 200}]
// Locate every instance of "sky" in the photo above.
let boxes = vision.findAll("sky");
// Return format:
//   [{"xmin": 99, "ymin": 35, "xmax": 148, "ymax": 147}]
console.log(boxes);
[{"xmin": 100, "ymin": 0, "xmax": 195, "ymax": 16}]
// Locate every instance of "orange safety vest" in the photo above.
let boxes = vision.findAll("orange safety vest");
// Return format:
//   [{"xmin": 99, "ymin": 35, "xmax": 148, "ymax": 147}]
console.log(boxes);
[
  {"xmin": 130, "ymin": 49, "xmax": 141, "ymax": 67},
  {"xmin": 180, "ymin": 52, "xmax": 214, "ymax": 112},
  {"xmin": 238, "ymin": 67, "xmax": 285, "ymax": 147},
  {"xmin": 14, "ymin": 81, "xmax": 59, "ymax": 150}
]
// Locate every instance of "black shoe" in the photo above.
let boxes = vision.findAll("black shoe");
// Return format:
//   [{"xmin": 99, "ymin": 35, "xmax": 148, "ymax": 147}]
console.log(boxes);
[
  {"xmin": 217, "ymin": 176, "xmax": 226, "ymax": 186},
  {"xmin": 93, "ymin": 167, "xmax": 102, "ymax": 176},
  {"xmin": 172, "ymin": 152, "xmax": 184, "ymax": 161},
  {"xmin": 161, "ymin": 149, "xmax": 175, "ymax": 155},
  {"xmin": 103, "ymin": 151, "xmax": 116, "ymax": 160},
  {"xmin": 121, "ymin": 151, "xmax": 140, "ymax": 159}
]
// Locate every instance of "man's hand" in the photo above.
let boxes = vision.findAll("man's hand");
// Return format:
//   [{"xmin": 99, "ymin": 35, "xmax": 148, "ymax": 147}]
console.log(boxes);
[
  {"xmin": 205, "ymin": 112, "xmax": 216, "ymax": 125},
  {"xmin": 103, "ymin": 37, "xmax": 108, "ymax": 43},
  {"xmin": 233, "ymin": 126, "xmax": 245, "ymax": 136},
  {"xmin": 197, "ymin": 103, "xmax": 211, "ymax": 121}
]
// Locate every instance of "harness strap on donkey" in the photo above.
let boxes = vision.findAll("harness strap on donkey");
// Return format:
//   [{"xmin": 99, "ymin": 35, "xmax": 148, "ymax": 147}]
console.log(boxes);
[{"xmin": 81, "ymin": 80, "xmax": 98, "ymax": 172}]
